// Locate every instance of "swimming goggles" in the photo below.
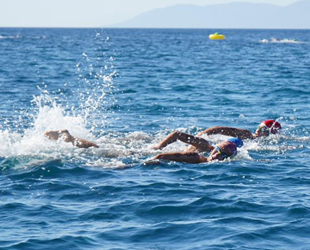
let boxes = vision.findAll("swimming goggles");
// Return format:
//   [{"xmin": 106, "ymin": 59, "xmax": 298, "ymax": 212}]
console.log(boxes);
[
  {"xmin": 215, "ymin": 146, "xmax": 237, "ymax": 159},
  {"xmin": 257, "ymin": 125, "xmax": 269, "ymax": 133}
]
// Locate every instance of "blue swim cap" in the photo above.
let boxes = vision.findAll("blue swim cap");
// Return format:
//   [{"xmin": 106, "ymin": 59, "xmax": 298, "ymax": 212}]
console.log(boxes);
[{"xmin": 227, "ymin": 138, "xmax": 244, "ymax": 148}]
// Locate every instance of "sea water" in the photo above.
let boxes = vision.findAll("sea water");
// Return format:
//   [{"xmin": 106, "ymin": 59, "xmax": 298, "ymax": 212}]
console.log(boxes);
[{"xmin": 1, "ymin": 28, "xmax": 310, "ymax": 250}]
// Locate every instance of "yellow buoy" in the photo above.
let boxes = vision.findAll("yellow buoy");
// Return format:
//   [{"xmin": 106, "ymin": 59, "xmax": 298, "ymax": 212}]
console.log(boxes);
[{"xmin": 209, "ymin": 33, "xmax": 225, "ymax": 40}]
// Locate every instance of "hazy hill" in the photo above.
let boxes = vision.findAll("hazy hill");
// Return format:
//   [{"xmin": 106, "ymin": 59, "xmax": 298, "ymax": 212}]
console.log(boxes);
[{"xmin": 112, "ymin": 0, "xmax": 310, "ymax": 29}]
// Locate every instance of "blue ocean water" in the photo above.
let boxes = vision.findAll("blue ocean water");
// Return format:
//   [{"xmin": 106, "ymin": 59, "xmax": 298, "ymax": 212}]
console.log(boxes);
[{"xmin": 1, "ymin": 28, "xmax": 310, "ymax": 250}]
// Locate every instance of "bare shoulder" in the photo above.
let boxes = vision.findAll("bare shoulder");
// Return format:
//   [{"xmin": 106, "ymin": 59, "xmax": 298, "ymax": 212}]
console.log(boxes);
[{"xmin": 44, "ymin": 129, "xmax": 72, "ymax": 141}]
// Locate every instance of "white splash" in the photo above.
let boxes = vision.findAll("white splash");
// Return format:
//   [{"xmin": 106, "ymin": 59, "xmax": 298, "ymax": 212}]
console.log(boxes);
[{"xmin": 260, "ymin": 38, "xmax": 304, "ymax": 44}]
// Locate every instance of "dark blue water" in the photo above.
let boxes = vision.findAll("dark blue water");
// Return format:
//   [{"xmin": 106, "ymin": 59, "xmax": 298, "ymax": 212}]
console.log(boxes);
[{"xmin": 1, "ymin": 28, "xmax": 310, "ymax": 250}]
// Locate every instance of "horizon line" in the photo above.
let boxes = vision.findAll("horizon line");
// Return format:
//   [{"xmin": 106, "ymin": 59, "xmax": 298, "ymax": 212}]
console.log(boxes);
[{"xmin": 1, "ymin": 26, "xmax": 310, "ymax": 30}]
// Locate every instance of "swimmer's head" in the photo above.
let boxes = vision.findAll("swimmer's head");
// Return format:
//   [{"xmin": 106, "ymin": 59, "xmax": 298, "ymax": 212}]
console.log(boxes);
[
  {"xmin": 210, "ymin": 141, "xmax": 237, "ymax": 161},
  {"xmin": 255, "ymin": 119, "xmax": 281, "ymax": 137},
  {"xmin": 227, "ymin": 137, "xmax": 243, "ymax": 148}
]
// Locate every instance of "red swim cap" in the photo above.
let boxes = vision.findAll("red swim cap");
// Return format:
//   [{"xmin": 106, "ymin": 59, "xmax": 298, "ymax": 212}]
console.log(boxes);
[{"xmin": 261, "ymin": 120, "xmax": 282, "ymax": 134}]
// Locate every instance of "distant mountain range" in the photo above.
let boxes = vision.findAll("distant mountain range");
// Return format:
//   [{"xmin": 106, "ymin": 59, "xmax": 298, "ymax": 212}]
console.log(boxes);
[{"xmin": 111, "ymin": 0, "xmax": 310, "ymax": 29}]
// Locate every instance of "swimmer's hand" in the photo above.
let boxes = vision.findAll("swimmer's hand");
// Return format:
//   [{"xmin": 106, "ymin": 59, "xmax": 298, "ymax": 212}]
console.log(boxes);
[
  {"xmin": 151, "ymin": 145, "xmax": 162, "ymax": 150},
  {"xmin": 72, "ymin": 137, "xmax": 99, "ymax": 148}
]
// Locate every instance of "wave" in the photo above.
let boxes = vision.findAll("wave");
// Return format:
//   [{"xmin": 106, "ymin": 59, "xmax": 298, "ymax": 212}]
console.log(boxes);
[
  {"xmin": 0, "ymin": 35, "xmax": 48, "ymax": 40},
  {"xmin": 260, "ymin": 38, "xmax": 306, "ymax": 44},
  {"xmin": 0, "ymin": 35, "xmax": 21, "ymax": 39},
  {"xmin": 5, "ymin": 235, "xmax": 98, "ymax": 250}
]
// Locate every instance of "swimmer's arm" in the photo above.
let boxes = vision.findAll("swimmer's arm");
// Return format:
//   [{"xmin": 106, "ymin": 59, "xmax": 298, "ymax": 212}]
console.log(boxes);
[
  {"xmin": 154, "ymin": 152, "xmax": 207, "ymax": 164},
  {"xmin": 197, "ymin": 126, "xmax": 254, "ymax": 140},
  {"xmin": 44, "ymin": 130, "xmax": 99, "ymax": 148}
]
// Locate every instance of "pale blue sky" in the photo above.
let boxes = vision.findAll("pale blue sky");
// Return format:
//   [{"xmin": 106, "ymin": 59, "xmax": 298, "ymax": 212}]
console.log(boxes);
[{"xmin": 0, "ymin": 0, "xmax": 301, "ymax": 27}]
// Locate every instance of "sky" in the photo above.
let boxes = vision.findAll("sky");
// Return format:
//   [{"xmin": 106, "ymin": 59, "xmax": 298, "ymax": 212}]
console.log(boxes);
[{"xmin": 0, "ymin": 0, "xmax": 302, "ymax": 28}]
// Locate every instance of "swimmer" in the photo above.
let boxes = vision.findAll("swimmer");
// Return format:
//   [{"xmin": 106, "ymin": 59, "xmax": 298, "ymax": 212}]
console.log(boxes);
[
  {"xmin": 44, "ymin": 130, "xmax": 99, "ymax": 148},
  {"xmin": 44, "ymin": 129, "xmax": 242, "ymax": 163},
  {"xmin": 196, "ymin": 119, "xmax": 281, "ymax": 140},
  {"xmin": 153, "ymin": 131, "xmax": 243, "ymax": 163}
]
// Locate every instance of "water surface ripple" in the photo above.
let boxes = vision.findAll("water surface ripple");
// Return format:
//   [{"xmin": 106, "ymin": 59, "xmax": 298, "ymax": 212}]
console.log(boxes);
[{"xmin": 1, "ymin": 28, "xmax": 310, "ymax": 249}]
